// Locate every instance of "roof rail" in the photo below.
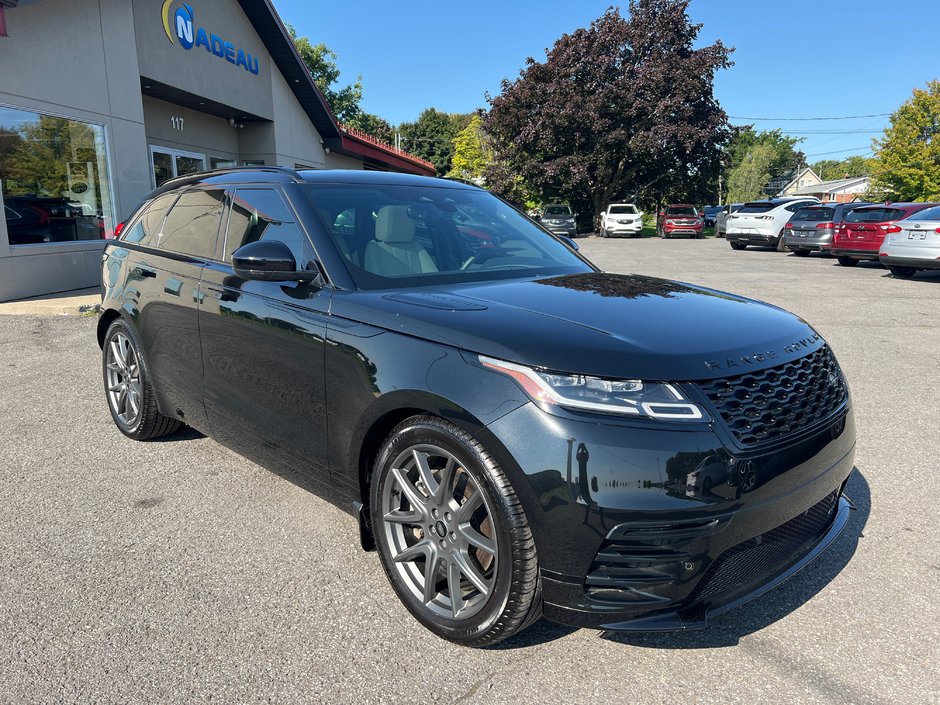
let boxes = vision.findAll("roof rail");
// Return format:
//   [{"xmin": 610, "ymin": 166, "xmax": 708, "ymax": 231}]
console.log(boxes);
[{"xmin": 157, "ymin": 165, "xmax": 305, "ymax": 192}]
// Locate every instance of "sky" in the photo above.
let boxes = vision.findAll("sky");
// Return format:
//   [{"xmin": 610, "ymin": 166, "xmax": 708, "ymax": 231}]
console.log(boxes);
[{"xmin": 272, "ymin": 0, "xmax": 940, "ymax": 164}]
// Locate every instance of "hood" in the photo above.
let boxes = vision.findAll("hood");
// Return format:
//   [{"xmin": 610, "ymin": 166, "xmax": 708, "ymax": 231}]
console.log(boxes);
[{"xmin": 328, "ymin": 272, "xmax": 823, "ymax": 381}]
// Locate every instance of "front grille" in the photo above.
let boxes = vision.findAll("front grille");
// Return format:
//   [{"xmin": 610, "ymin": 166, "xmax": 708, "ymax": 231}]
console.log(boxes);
[
  {"xmin": 695, "ymin": 346, "xmax": 847, "ymax": 448},
  {"xmin": 689, "ymin": 491, "xmax": 838, "ymax": 603}
]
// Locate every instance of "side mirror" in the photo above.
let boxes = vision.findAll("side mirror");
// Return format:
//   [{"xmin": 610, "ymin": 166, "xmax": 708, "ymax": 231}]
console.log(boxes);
[
  {"xmin": 232, "ymin": 240, "xmax": 318, "ymax": 282},
  {"xmin": 560, "ymin": 236, "xmax": 580, "ymax": 251}
]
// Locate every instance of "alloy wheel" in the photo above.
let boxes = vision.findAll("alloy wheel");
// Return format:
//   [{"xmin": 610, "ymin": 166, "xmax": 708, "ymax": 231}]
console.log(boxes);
[
  {"xmin": 380, "ymin": 444, "xmax": 497, "ymax": 621},
  {"xmin": 105, "ymin": 332, "xmax": 142, "ymax": 427}
]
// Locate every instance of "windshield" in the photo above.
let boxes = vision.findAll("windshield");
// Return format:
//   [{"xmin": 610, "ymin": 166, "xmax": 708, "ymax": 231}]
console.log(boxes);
[
  {"xmin": 666, "ymin": 206, "xmax": 696, "ymax": 216},
  {"xmin": 739, "ymin": 202, "xmax": 775, "ymax": 214},
  {"xmin": 609, "ymin": 205, "xmax": 638, "ymax": 214},
  {"xmin": 543, "ymin": 205, "xmax": 572, "ymax": 216},
  {"xmin": 792, "ymin": 207, "xmax": 834, "ymax": 222},
  {"xmin": 302, "ymin": 184, "xmax": 591, "ymax": 290},
  {"xmin": 845, "ymin": 207, "xmax": 903, "ymax": 223}
]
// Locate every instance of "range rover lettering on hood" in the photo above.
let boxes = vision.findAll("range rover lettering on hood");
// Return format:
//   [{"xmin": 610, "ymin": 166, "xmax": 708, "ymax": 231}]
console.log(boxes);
[{"xmin": 704, "ymin": 333, "xmax": 822, "ymax": 370}]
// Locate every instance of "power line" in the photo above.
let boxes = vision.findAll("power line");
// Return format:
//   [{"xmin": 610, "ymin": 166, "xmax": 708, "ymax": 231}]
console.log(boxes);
[
  {"xmin": 729, "ymin": 113, "xmax": 891, "ymax": 121},
  {"xmin": 805, "ymin": 147, "xmax": 874, "ymax": 158}
]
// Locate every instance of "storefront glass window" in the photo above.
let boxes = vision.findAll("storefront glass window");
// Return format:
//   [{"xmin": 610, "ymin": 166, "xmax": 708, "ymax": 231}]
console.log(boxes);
[{"xmin": 0, "ymin": 106, "xmax": 114, "ymax": 245}]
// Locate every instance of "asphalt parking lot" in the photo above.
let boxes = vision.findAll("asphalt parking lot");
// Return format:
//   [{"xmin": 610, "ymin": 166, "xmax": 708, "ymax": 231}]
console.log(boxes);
[{"xmin": 1, "ymin": 238, "xmax": 937, "ymax": 704}]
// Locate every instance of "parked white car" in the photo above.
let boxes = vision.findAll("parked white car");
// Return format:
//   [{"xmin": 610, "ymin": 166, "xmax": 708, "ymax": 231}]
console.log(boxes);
[
  {"xmin": 879, "ymin": 204, "xmax": 940, "ymax": 278},
  {"xmin": 726, "ymin": 197, "xmax": 820, "ymax": 251},
  {"xmin": 599, "ymin": 203, "xmax": 643, "ymax": 238}
]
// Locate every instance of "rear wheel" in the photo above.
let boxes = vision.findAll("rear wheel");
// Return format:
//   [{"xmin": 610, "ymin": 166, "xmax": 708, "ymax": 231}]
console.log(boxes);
[
  {"xmin": 775, "ymin": 229, "xmax": 788, "ymax": 252},
  {"xmin": 889, "ymin": 265, "xmax": 917, "ymax": 279},
  {"xmin": 103, "ymin": 319, "xmax": 181, "ymax": 440},
  {"xmin": 837, "ymin": 256, "xmax": 858, "ymax": 267},
  {"xmin": 371, "ymin": 416, "xmax": 541, "ymax": 647},
  {"xmin": 730, "ymin": 242, "xmax": 747, "ymax": 251}
]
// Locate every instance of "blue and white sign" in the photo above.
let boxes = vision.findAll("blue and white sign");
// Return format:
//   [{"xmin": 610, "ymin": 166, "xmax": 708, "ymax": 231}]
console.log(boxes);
[{"xmin": 162, "ymin": 1, "xmax": 260, "ymax": 75}]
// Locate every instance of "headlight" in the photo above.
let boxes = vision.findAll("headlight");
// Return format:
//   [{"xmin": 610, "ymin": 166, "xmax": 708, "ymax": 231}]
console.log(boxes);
[{"xmin": 480, "ymin": 356, "xmax": 706, "ymax": 421}]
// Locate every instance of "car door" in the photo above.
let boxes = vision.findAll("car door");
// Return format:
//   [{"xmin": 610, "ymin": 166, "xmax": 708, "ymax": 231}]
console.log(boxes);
[
  {"xmin": 120, "ymin": 188, "xmax": 223, "ymax": 432},
  {"xmin": 198, "ymin": 185, "xmax": 333, "ymax": 486}
]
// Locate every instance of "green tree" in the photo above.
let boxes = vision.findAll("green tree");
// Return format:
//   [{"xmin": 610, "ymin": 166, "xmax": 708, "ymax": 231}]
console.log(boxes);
[
  {"xmin": 869, "ymin": 80, "xmax": 940, "ymax": 201},
  {"xmin": 448, "ymin": 114, "xmax": 490, "ymax": 183},
  {"xmin": 727, "ymin": 144, "xmax": 775, "ymax": 203},
  {"xmin": 723, "ymin": 126, "xmax": 804, "ymax": 198},
  {"xmin": 811, "ymin": 155, "xmax": 870, "ymax": 181},
  {"xmin": 287, "ymin": 25, "xmax": 363, "ymax": 124},
  {"xmin": 485, "ymin": 2, "xmax": 732, "ymax": 222},
  {"xmin": 398, "ymin": 109, "xmax": 473, "ymax": 175}
]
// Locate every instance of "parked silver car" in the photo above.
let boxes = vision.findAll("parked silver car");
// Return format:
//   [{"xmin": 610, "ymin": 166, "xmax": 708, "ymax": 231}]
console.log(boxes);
[
  {"xmin": 784, "ymin": 202, "xmax": 873, "ymax": 257},
  {"xmin": 879, "ymin": 204, "xmax": 940, "ymax": 278},
  {"xmin": 726, "ymin": 198, "xmax": 819, "ymax": 251},
  {"xmin": 715, "ymin": 203, "xmax": 743, "ymax": 237}
]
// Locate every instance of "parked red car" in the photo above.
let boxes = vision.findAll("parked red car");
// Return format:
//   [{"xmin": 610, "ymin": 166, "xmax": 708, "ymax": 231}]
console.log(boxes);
[
  {"xmin": 830, "ymin": 202, "xmax": 939, "ymax": 266},
  {"xmin": 657, "ymin": 204, "xmax": 703, "ymax": 238}
]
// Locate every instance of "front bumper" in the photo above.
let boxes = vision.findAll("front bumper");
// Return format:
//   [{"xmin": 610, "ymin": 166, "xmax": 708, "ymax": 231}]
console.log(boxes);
[
  {"xmin": 605, "ymin": 222, "xmax": 643, "ymax": 236},
  {"xmin": 664, "ymin": 226, "xmax": 703, "ymax": 236},
  {"xmin": 482, "ymin": 400, "xmax": 855, "ymax": 631},
  {"xmin": 544, "ymin": 224, "xmax": 578, "ymax": 237}
]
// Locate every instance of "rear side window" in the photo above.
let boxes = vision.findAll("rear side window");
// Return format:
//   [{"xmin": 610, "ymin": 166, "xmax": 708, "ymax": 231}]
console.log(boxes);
[
  {"xmin": 793, "ymin": 207, "xmax": 834, "ymax": 222},
  {"xmin": 120, "ymin": 192, "xmax": 178, "ymax": 247},
  {"xmin": 158, "ymin": 189, "xmax": 225, "ymax": 259},
  {"xmin": 225, "ymin": 188, "xmax": 313, "ymax": 266},
  {"xmin": 784, "ymin": 201, "xmax": 815, "ymax": 213},
  {"xmin": 905, "ymin": 206, "xmax": 940, "ymax": 221},
  {"xmin": 845, "ymin": 207, "xmax": 903, "ymax": 223}
]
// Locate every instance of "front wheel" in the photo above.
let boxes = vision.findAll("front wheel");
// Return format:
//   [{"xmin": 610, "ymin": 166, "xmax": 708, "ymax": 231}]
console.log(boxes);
[
  {"xmin": 371, "ymin": 416, "xmax": 541, "ymax": 647},
  {"xmin": 889, "ymin": 265, "xmax": 917, "ymax": 279},
  {"xmin": 837, "ymin": 256, "xmax": 858, "ymax": 267},
  {"xmin": 730, "ymin": 242, "xmax": 747, "ymax": 251}
]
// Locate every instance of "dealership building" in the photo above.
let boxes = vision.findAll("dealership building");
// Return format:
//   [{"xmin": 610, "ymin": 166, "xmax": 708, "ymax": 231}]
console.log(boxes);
[{"xmin": 0, "ymin": 0, "xmax": 434, "ymax": 302}]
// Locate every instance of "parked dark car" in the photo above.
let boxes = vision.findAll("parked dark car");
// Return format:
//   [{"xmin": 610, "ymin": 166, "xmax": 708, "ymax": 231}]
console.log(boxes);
[
  {"xmin": 98, "ymin": 168, "xmax": 855, "ymax": 647},
  {"xmin": 4, "ymin": 195, "xmax": 104, "ymax": 244},
  {"xmin": 538, "ymin": 203, "xmax": 578, "ymax": 238},
  {"xmin": 830, "ymin": 202, "xmax": 939, "ymax": 266},
  {"xmin": 783, "ymin": 202, "xmax": 874, "ymax": 256},
  {"xmin": 702, "ymin": 205, "xmax": 723, "ymax": 228},
  {"xmin": 657, "ymin": 204, "xmax": 703, "ymax": 238}
]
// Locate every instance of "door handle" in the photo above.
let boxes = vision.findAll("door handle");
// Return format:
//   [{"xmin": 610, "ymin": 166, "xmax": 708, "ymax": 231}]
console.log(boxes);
[
  {"xmin": 204, "ymin": 286, "xmax": 238, "ymax": 303},
  {"xmin": 133, "ymin": 266, "xmax": 156, "ymax": 278}
]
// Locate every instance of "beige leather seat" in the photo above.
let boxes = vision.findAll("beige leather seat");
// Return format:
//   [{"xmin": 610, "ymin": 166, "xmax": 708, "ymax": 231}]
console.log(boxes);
[{"xmin": 364, "ymin": 206, "xmax": 438, "ymax": 276}]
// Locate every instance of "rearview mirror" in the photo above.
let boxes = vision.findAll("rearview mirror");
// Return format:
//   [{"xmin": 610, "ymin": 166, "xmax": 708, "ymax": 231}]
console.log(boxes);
[{"xmin": 232, "ymin": 240, "xmax": 319, "ymax": 282}]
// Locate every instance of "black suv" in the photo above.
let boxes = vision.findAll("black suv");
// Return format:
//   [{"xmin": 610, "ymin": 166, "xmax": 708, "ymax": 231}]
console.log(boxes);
[{"xmin": 98, "ymin": 168, "xmax": 855, "ymax": 646}]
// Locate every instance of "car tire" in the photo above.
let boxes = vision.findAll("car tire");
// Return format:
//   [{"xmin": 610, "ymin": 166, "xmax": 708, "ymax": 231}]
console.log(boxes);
[
  {"xmin": 730, "ymin": 242, "xmax": 747, "ymax": 251},
  {"xmin": 371, "ymin": 415, "xmax": 542, "ymax": 647},
  {"xmin": 837, "ymin": 256, "xmax": 858, "ymax": 267},
  {"xmin": 102, "ymin": 318, "xmax": 181, "ymax": 440},
  {"xmin": 793, "ymin": 249, "xmax": 810, "ymax": 257},
  {"xmin": 888, "ymin": 265, "xmax": 917, "ymax": 279},
  {"xmin": 775, "ymin": 229, "xmax": 788, "ymax": 252}
]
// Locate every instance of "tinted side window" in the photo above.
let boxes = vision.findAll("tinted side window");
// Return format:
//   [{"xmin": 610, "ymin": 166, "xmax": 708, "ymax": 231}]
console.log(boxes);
[
  {"xmin": 225, "ymin": 188, "xmax": 312, "ymax": 266},
  {"xmin": 120, "ymin": 192, "xmax": 178, "ymax": 247},
  {"xmin": 784, "ymin": 201, "xmax": 813, "ymax": 213},
  {"xmin": 158, "ymin": 189, "xmax": 224, "ymax": 258}
]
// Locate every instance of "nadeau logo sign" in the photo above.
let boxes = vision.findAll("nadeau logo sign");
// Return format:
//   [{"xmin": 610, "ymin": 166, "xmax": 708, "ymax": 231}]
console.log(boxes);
[{"xmin": 161, "ymin": 1, "xmax": 260, "ymax": 75}]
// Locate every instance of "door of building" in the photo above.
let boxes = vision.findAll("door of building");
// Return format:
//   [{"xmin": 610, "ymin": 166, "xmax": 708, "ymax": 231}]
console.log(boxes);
[{"xmin": 149, "ymin": 146, "xmax": 206, "ymax": 188}]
